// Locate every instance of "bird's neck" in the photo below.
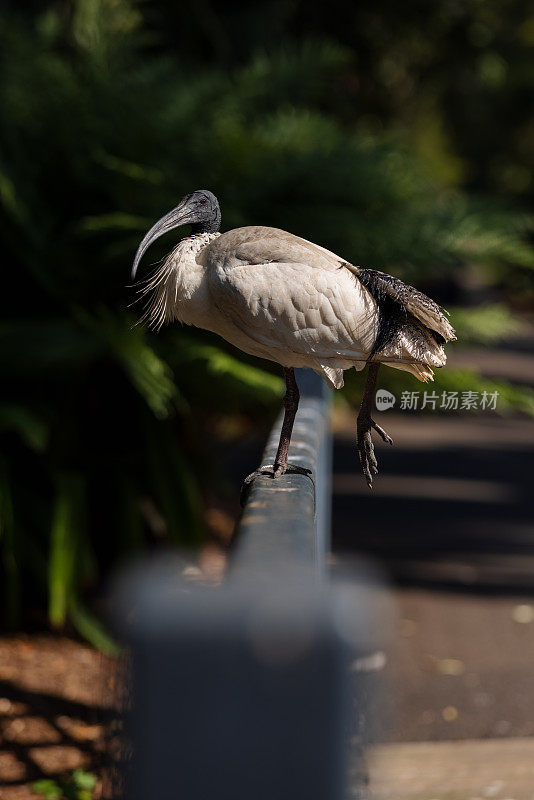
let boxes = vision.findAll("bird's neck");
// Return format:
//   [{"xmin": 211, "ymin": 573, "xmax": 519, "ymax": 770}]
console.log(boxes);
[
  {"xmin": 168, "ymin": 233, "xmax": 219, "ymax": 293},
  {"xmin": 176, "ymin": 232, "xmax": 219, "ymax": 258},
  {"xmin": 190, "ymin": 222, "xmax": 217, "ymax": 234},
  {"xmin": 190, "ymin": 209, "xmax": 221, "ymax": 235},
  {"xmin": 140, "ymin": 232, "xmax": 219, "ymax": 330}
]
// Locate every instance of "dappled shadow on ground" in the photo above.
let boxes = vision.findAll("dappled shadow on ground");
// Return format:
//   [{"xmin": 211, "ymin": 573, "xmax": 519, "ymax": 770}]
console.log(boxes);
[
  {"xmin": 0, "ymin": 680, "xmax": 112, "ymax": 786},
  {"xmin": 0, "ymin": 636, "xmax": 120, "ymax": 799}
]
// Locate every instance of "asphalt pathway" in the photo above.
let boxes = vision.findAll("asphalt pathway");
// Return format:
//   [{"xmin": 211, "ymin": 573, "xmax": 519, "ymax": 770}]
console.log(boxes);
[{"xmin": 331, "ymin": 340, "xmax": 534, "ymax": 797}]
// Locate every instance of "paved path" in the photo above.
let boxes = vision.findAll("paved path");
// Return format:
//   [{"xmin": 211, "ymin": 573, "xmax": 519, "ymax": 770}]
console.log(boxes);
[
  {"xmin": 360, "ymin": 586, "xmax": 534, "ymax": 744},
  {"xmin": 331, "ymin": 337, "xmax": 534, "ymax": 798},
  {"xmin": 332, "ymin": 410, "xmax": 534, "ymax": 591},
  {"xmin": 332, "ymin": 400, "xmax": 534, "ymax": 740},
  {"xmin": 369, "ymin": 737, "xmax": 534, "ymax": 800}
]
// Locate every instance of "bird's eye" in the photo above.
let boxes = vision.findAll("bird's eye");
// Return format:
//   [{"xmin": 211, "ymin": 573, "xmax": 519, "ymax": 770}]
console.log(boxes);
[{"xmin": 200, "ymin": 199, "xmax": 207, "ymax": 205}]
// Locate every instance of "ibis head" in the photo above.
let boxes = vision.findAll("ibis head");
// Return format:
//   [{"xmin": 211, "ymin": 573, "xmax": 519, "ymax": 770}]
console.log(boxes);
[{"xmin": 132, "ymin": 189, "xmax": 221, "ymax": 278}]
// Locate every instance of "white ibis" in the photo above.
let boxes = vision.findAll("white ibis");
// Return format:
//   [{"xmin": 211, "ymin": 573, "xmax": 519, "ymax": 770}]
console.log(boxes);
[{"xmin": 132, "ymin": 190, "xmax": 455, "ymax": 488}]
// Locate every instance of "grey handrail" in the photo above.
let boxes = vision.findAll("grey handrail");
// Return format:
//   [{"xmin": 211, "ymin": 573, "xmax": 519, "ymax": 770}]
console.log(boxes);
[{"xmin": 232, "ymin": 368, "xmax": 332, "ymax": 576}]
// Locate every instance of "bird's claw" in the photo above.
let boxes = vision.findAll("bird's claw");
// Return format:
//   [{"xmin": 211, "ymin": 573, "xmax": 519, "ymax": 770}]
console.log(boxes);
[
  {"xmin": 357, "ymin": 416, "xmax": 393, "ymax": 489},
  {"xmin": 371, "ymin": 419, "xmax": 394, "ymax": 446},
  {"xmin": 240, "ymin": 463, "xmax": 312, "ymax": 506}
]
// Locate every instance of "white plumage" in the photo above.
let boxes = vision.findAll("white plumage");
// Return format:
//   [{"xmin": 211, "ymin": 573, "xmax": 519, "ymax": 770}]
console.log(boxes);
[
  {"xmin": 133, "ymin": 190, "xmax": 456, "ymax": 487},
  {"xmin": 140, "ymin": 225, "xmax": 454, "ymax": 387}
]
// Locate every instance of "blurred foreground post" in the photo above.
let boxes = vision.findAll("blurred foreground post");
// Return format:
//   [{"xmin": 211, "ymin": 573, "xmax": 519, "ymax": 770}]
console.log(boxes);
[{"xmin": 114, "ymin": 370, "xmax": 382, "ymax": 800}]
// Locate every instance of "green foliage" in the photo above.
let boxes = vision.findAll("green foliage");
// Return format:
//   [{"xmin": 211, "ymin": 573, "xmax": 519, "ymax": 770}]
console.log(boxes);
[
  {"xmin": 449, "ymin": 304, "xmax": 522, "ymax": 345},
  {"xmin": 69, "ymin": 598, "xmax": 120, "ymax": 655},
  {"xmin": 32, "ymin": 781, "xmax": 63, "ymax": 800},
  {"xmin": 48, "ymin": 474, "xmax": 85, "ymax": 628},
  {"xmin": 177, "ymin": 339, "xmax": 284, "ymax": 401},
  {"xmin": 33, "ymin": 769, "xmax": 97, "ymax": 800},
  {"xmin": 1, "ymin": 0, "xmax": 533, "ymax": 641}
]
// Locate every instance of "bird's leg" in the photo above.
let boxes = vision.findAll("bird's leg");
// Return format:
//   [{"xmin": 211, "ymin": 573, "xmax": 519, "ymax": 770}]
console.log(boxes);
[
  {"xmin": 357, "ymin": 362, "xmax": 393, "ymax": 489},
  {"xmin": 241, "ymin": 367, "xmax": 312, "ymax": 505},
  {"xmin": 272, "ymin": 366, "xmax": 300, "ymax": 475}
]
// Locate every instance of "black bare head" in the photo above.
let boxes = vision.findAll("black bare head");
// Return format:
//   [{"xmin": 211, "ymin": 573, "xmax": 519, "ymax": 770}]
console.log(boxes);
[
  {"xmin": 132, "ymin": 189, "xmax": 221, "ymax": 278},
  {"xmin": 178, "ymin": 189, "xmax": 221, "ymax": 235}
]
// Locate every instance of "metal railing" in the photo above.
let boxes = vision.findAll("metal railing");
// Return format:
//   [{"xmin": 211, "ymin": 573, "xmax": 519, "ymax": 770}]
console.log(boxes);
[
  {"xmin": 233, "ymin": 368, "xmax": 332, "ymax": 575},
  {"xmin": 115, "ymin": 369, "xmax": 375, "ymax": 800}
]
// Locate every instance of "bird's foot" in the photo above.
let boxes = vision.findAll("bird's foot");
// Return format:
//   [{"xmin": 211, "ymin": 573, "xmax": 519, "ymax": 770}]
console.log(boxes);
[
  {"xmin": 240, "ymin": 463, "xmax": 312, "ymax": 506},
  {"xmin": 357, "ymin": 416, "xmax": 393, "ymax": 489}
]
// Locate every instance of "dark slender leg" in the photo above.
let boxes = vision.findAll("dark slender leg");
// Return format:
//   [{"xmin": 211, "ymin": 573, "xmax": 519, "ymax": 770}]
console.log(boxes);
[
  {"xmin": 357, "ymin": 363, "xmax": 393, "ymax": 489},
  {"xmin": 240, "ymin": 367, "xmax": 312, "ymax": 505},
  {"xmin": 273, "ymin": 367, "xmax": 299, "ymax": 475}
]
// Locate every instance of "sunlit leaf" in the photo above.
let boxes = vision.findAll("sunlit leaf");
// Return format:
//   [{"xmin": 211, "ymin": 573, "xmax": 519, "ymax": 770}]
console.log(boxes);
[
  {"xmin": 185, "ymin": 344, "xmax": 283, "ymax": 397},
  {"xmin": 69, "ymin": 598, "xmax": 120, "ymax": 656},
  {"xmin": 71, "ymin": 770, "xmax": 97, "ymax": 791},
  {"xmin": 32, "ymin": 779, "xmax": 63, "ymax": 800},
  {"xmin": 48, "ymin": 474, "xmax": 84, "ymax": 628}
]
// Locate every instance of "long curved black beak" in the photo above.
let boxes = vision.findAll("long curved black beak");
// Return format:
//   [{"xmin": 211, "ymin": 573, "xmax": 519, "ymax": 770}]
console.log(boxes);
[{"xmin": 131, "ymin": 202, "xmax": 189, "ymax": 279}]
